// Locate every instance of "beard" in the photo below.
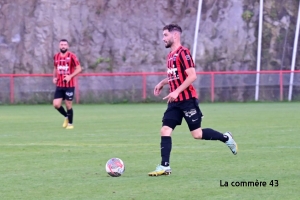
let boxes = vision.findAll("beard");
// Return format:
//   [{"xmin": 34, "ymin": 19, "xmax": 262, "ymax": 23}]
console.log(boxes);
[
  {"xmin": 164, "ymin": 40, "xmax": 173, "ymax": 48},
  {"xmin": 60, "ymin": 48, "xmax": 68, "ymax": 54}
]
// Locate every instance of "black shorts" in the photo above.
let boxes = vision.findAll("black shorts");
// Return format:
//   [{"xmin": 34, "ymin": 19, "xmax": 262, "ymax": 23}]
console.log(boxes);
[
  {"xmin": 162, "ymin": 98, "xmax": 203, "ymax": 129},
  {"xmin": 54, "ymin": 87, "xmax": 75, "ymax": 101}
]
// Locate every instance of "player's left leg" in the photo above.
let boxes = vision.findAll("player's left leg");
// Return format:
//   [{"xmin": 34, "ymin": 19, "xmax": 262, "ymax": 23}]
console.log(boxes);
[
  {"xmin": 184, "ymin": 98, "xmax": 237, "ymax": 154},
  {"xmin": 65, "ymin": 100, "xmax": 74, "ymax": 129},
  {"xmin": 64, "ymin": 87, "xmax": 75, "ymax": 129},
  {"xmin": 190, "ymin": 128, "xmax": 238, "ymax": 154}
]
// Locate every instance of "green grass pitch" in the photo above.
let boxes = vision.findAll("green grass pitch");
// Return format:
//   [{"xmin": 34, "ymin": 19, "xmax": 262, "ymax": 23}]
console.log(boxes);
[{"xmin": 0, "ymin": 103, "xmax": 299, "ymax": 200}]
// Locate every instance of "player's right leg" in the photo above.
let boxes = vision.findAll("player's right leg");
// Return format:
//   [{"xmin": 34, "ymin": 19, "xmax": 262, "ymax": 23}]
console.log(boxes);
[
  {"xmin": 53, "ymin": 87, "xmax": 68, "ymax": 127},
  {"xmin": 148, "ymin": 125, "xmax": 173, "ymax": 176},
  {"xmin": 148, "ymin": 104, "xmax": 182, "ymax": 176}
]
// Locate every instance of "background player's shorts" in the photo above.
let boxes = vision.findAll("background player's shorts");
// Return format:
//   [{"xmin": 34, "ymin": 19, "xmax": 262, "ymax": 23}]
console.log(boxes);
[
  {"xmin": 54, "ymin": 87, "xmax": 75, "ymax": 101},
  {"xmin": 162, "ymin": 98, "xmax": 203, "ymax": 129}
]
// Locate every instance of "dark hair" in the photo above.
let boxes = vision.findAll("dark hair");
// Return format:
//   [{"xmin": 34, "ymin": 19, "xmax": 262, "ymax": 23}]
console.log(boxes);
[
  {"xmin": 60, "ymin": 39, "xmax": 69, "ymax": 43},
  {"xmin": 163, "ymin": 24, "xmax": 182, "ymax": 33}
]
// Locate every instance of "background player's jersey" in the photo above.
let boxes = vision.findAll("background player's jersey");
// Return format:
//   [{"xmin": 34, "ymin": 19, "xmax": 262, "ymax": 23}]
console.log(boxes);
[
  {"xmin": 166, "ymin": 46, "xmax": 198, "ymax": 102},
  {"xmin": 53, "ymin": 51, "xmax": 80, "ymax": 87}
]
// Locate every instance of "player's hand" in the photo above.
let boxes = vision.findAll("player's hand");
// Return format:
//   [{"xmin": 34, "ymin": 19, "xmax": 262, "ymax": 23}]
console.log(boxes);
[
  {"xmin": 154, "ymin": 84, "xmax": 163, "ymax": 96},
  {"xmin": 53, "ymin": 78, "xmax": 57, "ymax": 84},
  {"xmin": 63, "ymin": 75, "xmax": 71, "ymax": 83},
  {"xmin": 163, "ymin": 91, "xmax": 179, "ymax": 103}
]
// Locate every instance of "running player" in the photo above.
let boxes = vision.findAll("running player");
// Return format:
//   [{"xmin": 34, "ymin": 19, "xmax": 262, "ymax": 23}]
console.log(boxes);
[{"xmin": 148, "ymin": 24, "xmax": 238, "ymax": 176}]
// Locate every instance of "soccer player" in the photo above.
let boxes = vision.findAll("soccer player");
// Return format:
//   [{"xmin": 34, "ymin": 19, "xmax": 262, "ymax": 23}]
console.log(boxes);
[
  {"xmin": 148, "ymin": 24, "xmax": 238, "ymax": 176},
  {"xmin": 52, "ymin": 39, "xmax": 82, "ymax": 129}
]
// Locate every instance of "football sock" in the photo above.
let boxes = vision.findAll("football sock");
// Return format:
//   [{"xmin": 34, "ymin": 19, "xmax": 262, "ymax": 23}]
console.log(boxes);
[
  {"xmin": 56, "ymin": 106, "xmax": 67, "ymax": 117},
  {"xmin": 67, "ymin": 108, "xmax": 73, "ymax": 124},
  {"xmin": 202, "ymin": 128, "xmax": 228, "ymax": 143},
  {"xmin": 161, "ymin": 136, "xmax": 172, "ymax": 167}
]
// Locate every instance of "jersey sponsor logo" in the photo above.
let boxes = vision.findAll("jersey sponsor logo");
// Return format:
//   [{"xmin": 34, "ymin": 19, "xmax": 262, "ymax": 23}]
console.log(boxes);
[
  {"xmin": 57, "ymin": 64, "xmax": 69, "ymax": 71},
  {"xmin": 184, "ymin": 109, "xmax": 197, "ymax": 117},
  {"xmin": 167, "ymin": 66, "xmax": 180, "ymax": 81},
  {"xmin": 167, "ymin": 67, "xmax": 177, "ymax": 75}
]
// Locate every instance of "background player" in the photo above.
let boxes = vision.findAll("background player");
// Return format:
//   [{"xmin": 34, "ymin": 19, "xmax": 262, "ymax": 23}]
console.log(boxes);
[{"xmin": 53, "ymin": 39, "xmax": 82, "ymax": 129}]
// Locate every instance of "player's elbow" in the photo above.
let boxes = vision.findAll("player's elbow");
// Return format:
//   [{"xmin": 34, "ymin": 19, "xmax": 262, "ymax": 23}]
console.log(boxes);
[
  {"xmin": 78, "ymin": 66, "xmax": 82, "ymax": 73},
  {"xmin": 190, "ymin": 74, "xmax": 197, "ymax": 82}
]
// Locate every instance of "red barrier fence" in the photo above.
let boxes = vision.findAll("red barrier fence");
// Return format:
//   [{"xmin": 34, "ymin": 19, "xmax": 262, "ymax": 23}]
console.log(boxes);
[{"xmin": 1, "ymin": 70, "xmax": 300, "ymax": 103}]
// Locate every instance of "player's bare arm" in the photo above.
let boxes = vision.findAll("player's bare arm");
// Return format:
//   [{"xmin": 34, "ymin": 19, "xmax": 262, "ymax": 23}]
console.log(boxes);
[
  {"xmin": 163, "ymin": 68, "xmax": 197, "ymax": 103},
  {"xmin": 154, "ymin": 77, "xmax": 169, "ymax": 96},
  {"xmin": 63, "ymin": 65, "xmax": 82, "ymax": 83},
  {"xmin": 53, "ymin": 67, "xmax": 57, "ymax": 84}
]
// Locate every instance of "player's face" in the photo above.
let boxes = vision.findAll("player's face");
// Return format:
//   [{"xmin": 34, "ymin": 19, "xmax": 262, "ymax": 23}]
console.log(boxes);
[
  {"xmin": 163, "ymin": 30, "xmax": 174, "ymax": 48},
  {"xmin": 59, "ymin": 41, "xmax": 69, "ymax": 54}
]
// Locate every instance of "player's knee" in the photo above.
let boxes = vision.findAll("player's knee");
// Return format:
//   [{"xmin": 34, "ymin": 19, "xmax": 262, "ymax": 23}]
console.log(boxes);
[
  {"xmin": 65, "ymin": 101, "xmax": 72, "ymax": 109},
  {"xmin": 160, "ymin": 126, "xmax": 172, "ymax": 136},
  {"xmin": 53, "ymin": 102, "xmax": 60, "ymax": 109},
  {"xmin": 65, "ymin": 104, "xmax": 72, "ymax": 110},
  {"xmin": 191, "ymin": 128, "xmax": 202, "ymax": 139},
  {"xmin": 161, "ymin": 119, "xmax": 177, "ymax": 136},
  {"xmin": 192, "ymin": 134, "xmax": 202, "ymax": 139}
]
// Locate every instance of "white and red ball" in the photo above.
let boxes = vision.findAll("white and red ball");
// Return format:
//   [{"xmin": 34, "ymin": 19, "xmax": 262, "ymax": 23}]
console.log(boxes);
[{"xmin": 105, "ymin": 158, "xmax": 125, "ymax": 177}]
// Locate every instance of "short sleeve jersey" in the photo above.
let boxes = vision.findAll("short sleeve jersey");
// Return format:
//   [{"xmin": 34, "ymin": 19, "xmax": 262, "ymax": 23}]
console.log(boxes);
[
  {"xmin": 166, "ymin": 46, "xmax": 198, "ymax": 101},
  {"xmin": 53, "ymin": 51, "xmax": 80, "ymax": 87}
]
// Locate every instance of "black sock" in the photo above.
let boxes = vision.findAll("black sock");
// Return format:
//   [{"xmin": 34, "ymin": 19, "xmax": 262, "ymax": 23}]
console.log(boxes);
[
  {"xmin": 202, "ymin": 128, "xmax": 228, "ymax": 143},
  {"xmin": 161, "ymin": 136, "xmax": 172, "ymax": 167},
  {"xmin": 56, "ymin": 106, "xmax": 67, "ymax": 117},
  {"xmin": 67, "ymin": 108, "xmax": 73, "ymax": 124}
]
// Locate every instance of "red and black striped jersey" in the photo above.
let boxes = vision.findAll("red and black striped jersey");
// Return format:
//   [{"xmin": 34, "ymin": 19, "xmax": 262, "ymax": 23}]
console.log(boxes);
[
  {"xmin": 53, "ymin": 51, "xmax": 80, "ymax": 87},
  {"xmin": 166, "ymin": 46, "xmax": 198, "ymax": 101}
]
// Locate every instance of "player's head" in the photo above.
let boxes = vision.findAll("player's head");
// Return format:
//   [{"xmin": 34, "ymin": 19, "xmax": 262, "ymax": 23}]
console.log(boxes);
[
  {"xmin": 162, "ymin": 24, "xmax": 182, "ymax": 48},
  {"xmin": 59, "ymin": 39, "xmax": 69, "ymax": 54}
]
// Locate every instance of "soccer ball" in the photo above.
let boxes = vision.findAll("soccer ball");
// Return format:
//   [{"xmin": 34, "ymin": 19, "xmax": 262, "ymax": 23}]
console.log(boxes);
[{"xmin": 105, "ymin": 158, "xmax": 125, "ymax": 177}]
